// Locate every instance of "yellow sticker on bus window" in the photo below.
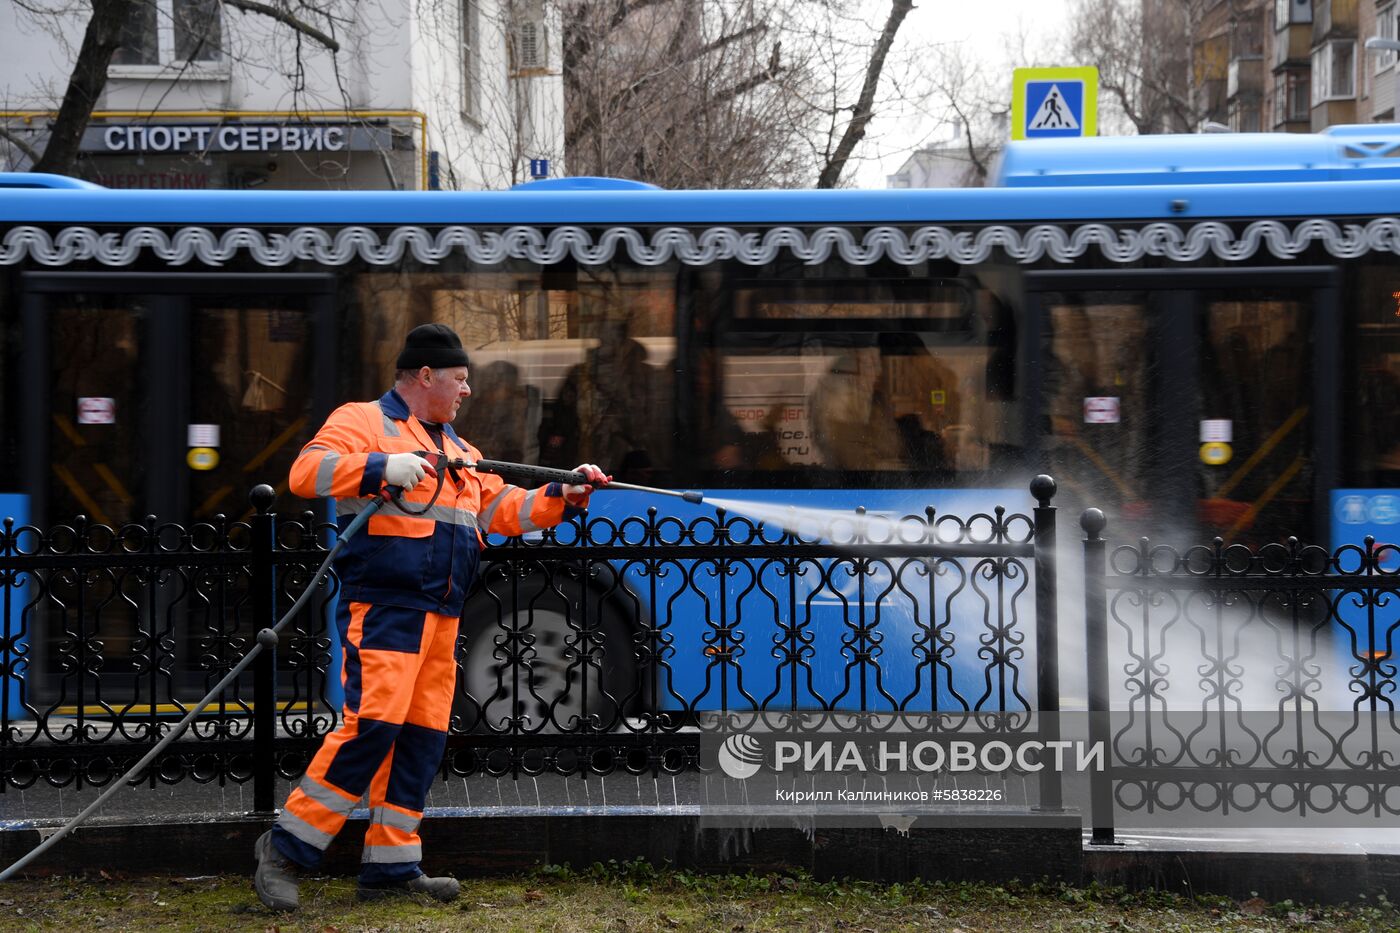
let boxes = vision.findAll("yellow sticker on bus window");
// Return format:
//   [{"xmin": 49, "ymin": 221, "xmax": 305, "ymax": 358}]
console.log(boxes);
[
  {"xmin": 1200, "ymin": 442, "xmax": 1232, "ymax": 466},
  {"xmin": 187, "ymin": 447, "xmax": 220, "ymax": 471}
]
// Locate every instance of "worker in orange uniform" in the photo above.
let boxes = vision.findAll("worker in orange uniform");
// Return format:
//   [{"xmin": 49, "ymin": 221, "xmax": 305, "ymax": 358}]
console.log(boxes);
[{"xmin": 253, "ymin": 323, "xmax": 607, "ymax": 910}]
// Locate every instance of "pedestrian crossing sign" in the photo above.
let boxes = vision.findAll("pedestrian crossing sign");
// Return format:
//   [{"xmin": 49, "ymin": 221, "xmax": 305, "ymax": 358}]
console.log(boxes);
[{"xmin": 1011, "ymin": 67, "xmax": 1098, "ymax": 141}]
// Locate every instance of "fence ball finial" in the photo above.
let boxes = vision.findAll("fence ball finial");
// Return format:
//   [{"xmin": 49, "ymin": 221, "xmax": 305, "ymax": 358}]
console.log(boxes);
[
  {"xmin": 1080, "ymin": 508, "xmax": 1107, "ymax": 539},
  {"xmin": 249, "ymin": 485, "xmax": 276, "ymax": 514},
  {"xmin": 1030, "ymin": 475, "xmax": 1057, "ymax": 507}
]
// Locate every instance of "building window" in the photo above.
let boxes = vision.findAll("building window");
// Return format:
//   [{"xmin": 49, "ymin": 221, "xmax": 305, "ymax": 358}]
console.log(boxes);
[
  {"xmin": 1230, "ymin": 104, "xmax": 1262, "ymax": 133},
  {"xmin": 461, "ymin": 0, "xmax": 480, "ymax": 120},
  {"xmin": 112, "ymin": 0, "xmax": 222, "ymax": 67},
  {"xmin": 1378, "ymin": 5, "xmax": 1399, "ymax": 73},
  {"xmin": 1275, "ymin": 70, "xmax": 1310, "ymax": 124},
  {"xmin": 1312, "ymin": 40, "xmax": 1356, "ymax": 102},
  {"xmin": 1274, "ymin": 0, "xmax": 1312, "ymax": 26}
]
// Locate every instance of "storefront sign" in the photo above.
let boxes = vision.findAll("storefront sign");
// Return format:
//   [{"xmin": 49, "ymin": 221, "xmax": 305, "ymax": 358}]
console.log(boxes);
[
  {"xmin": 91, "ymin": 169, "xmax": 213, "ymax": 189},
  {"xmin": 81, "ymin": 123, "xmax": 394, "ymax": 155}
]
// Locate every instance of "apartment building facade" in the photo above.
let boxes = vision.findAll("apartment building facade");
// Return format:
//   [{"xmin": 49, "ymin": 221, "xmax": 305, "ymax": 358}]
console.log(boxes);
[
  {"xmin": 1193, "ymin": 0, "xmax": 1396, "ymax": 134},
  {"xmin": 0, "ymin": 0, "xmax": 563, "ymax": 190}
]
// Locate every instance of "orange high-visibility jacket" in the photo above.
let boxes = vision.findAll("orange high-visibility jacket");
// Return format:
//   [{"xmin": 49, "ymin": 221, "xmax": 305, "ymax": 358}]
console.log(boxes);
[{"xmin": 290, "ymin": 388, "xmax": 582, "ymax": 615}]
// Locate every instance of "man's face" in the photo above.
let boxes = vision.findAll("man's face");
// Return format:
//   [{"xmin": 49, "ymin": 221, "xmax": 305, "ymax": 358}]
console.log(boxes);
[{"xmin": 424, "ymin": 366, "xmax": 471, "ymax": 423}]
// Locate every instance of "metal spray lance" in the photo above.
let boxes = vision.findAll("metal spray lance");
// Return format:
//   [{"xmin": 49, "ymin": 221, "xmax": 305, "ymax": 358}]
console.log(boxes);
[{"xmin": 421, "ymin": 453, "xmax": 707, "ymax": 505}]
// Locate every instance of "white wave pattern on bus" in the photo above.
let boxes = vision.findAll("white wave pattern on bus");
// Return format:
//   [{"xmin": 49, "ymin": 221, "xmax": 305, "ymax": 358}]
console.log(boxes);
[{"xmin": 4, "ymin": 217, "xmax": 1400, "ymax": 268}]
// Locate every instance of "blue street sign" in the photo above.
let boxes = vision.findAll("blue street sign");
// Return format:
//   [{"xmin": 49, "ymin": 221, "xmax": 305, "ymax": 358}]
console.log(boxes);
[
  {"xmin": 1024, "ymin": 81, "xmax": 1084, "ymax": 138},
  {"xmin": 1011, "ymin": 67, "xmax": 1097, "ymax": 141},
  {"xmin": 529, "ymin": 158, "xmax": 550, "ymax": 179}
]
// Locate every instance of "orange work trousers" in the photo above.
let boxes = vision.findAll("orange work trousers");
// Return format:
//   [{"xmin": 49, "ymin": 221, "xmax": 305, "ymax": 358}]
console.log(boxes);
[{"xmin": 270, "ymin": 601, "xmax": 457, "ymax": 882}]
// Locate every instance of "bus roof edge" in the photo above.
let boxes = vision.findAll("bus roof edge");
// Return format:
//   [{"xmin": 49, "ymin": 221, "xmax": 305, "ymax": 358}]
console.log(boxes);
[{"xmin": 0, "ymin": 173, "xmax": 106, "ymax": 190}]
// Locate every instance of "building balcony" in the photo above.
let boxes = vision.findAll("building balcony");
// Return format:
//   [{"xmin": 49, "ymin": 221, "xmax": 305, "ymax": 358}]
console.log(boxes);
[
  {"xmin": 1312, "ymin": 97, "xmax": 1357, "ymax": 129},
  {"xmin": 1229, "ymin": 56, "xmax": 1265, "ymax": 99},
  {"xmin": 1274, "ymin": 23, "xmax": 1314, "ymax": 69},
  {"xmin": 1313, "ymin": 0, "xmax": 1358, "ymax": 45}
]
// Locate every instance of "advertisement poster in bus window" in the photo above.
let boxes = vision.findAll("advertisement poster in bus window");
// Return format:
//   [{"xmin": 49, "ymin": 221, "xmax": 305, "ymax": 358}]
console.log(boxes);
[
  {"xmin": 1332, "ymin": 490, "xmax": 1400, "ymax": 563},
  {"xmin": 724, "ymin": 357, "xmax": 818, "ymax": 465},
  {"xmin": 1331, "ymin": 489, "xmax": 1400, "ymax": 664}
]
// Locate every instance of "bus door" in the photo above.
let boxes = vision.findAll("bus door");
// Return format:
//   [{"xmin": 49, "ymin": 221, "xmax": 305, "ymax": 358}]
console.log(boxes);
[
  {"xmin": 1024, "ymin": 268, "xmax": 1340, "ymax": 546},
  {"xmin": 20, "ymin": 272, "xmax": 336, "ymax": 528},
  {"xmin": 18, "ymin": 272, "xmax": 336, "ymax": 699}
]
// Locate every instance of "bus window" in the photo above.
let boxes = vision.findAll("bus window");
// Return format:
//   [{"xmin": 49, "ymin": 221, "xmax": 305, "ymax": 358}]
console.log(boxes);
[
  {"xmin": 534, "ymin": 269, "xmax": 676, "ymax": 480},
  {"xmin": 1197, "ymin": 292, "xmax": 1312, "ymax": 544},
  {"xmin": 48, "ymin": 296, "xmax": 144, "ymax": 528},
  {"xmin": 189, "ymin": 301, "xmax": 315, "ymax": 519},
  {"xmin": 702, "ymin": 277, "xmax": 1016, "ymax": 481},
  {"xmin": 1042, "ymin": 288, "xmax": 1313, "ymax": 544},
  {"xmin": 354, "ymin": 266, "xmax": 677, "ymax": 483},
  {"xmin": 1353, "ymin": 263, "xmax": 1400, "ymax": 486},
  {"xmin": 1041, "ymin": 294, "xmax": 1152, "ymax": 531}
]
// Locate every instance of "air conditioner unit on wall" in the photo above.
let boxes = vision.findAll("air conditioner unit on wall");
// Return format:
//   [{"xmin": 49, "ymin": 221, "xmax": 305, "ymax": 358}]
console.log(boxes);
[{"xmin": 513, "ymin": 20, "xmax": 546, "ymax": 71}]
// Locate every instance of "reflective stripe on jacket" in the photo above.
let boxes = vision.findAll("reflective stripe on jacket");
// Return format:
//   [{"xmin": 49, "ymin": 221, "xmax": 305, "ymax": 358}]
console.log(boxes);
[{"xmin": 290, "ymin": 388, "xmax": 583, "ymax": 615}]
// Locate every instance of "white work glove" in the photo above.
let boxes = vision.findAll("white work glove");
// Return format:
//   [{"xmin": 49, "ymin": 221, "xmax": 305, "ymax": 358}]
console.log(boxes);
[
  {"xmin": 384, "ymin": 452, "xmax": 436, "ymax": 489},
  {"xmin": 564, "ymin": 463, "xmax": 610, "ymax": 506}
]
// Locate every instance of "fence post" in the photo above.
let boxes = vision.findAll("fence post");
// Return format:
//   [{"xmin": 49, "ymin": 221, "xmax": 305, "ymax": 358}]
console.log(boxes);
[
  {"xmin": 250, "ymin": 485, "xmax": 277, "ymax": 816},
  {"xmin": 1030, "ymin": 475, "xmax": 1061, "ymax": 810},
  {"xmin": 1081, "ymin": 508, "xmax": 1115, "ymax": 845}
]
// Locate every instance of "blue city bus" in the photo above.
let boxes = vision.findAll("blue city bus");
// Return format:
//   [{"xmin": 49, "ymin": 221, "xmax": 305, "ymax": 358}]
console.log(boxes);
[{"xmin": 4, "ymin": 125, "xmax": 1400, "ymax": 719}]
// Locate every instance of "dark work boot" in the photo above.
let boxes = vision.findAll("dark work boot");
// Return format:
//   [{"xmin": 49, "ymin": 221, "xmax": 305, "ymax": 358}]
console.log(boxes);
[
  {"xmin": 357, "ymin": 872, "xmax": 461, "ymax": 902},
  {"xmin": 253, "ymin": 830, "xmax": 300, "ymax": 911}
]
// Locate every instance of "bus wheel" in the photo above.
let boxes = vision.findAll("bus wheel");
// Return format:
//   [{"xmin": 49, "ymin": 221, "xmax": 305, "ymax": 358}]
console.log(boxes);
[{"xmin": 455, "ymin": 570, "xmax": 641, "ymax": 734}]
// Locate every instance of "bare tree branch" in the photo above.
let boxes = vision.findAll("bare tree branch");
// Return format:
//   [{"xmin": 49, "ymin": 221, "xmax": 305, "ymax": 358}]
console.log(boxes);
[
  {"xmin": 1064, "ymin": 0, "xmax": 1206, "ymax": 135},
  {"xmin": 562, "ymin": 0, "xmax": 922, "ymax": 189},
  {"xmin": 0, "ymin": 125, "xmax": 43, "ymax": 165},
  {"xmin": 592, "ymin": 23, "xmax": 768, "ymax": 131},
  {"xmin": 222, "ymin": 0, "xmax": 340, "ymax": 52},
  {"xmin": 815, "ymin": 0, "xmax": 911, "ymax": 188},
  {"xmin": 562, "ymin": 0, "xmax": 672, "ymax": 74}
]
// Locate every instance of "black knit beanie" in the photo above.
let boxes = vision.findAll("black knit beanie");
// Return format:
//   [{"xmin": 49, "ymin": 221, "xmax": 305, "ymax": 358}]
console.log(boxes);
[{"xmin": 396, "ymin": 323, "xmax": 470, "ymax": 370}]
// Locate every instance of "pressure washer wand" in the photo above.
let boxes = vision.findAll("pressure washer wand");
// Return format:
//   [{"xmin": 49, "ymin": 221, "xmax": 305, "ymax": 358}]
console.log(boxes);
[{"xmin": 450, "ymin": 456, "xmax": 706, "ymax": 505}]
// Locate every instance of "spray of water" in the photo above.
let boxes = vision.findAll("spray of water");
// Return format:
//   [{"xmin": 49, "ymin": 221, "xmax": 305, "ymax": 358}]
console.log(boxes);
[
  {"xmin": 1055, "ymin": 482, "xmax": 1356, "ymax": 713},
  {"xmin": 700, "ymin": 496, "xmax": 903, "ymax": 543},
  {"xmin": 702, "ymin": 493, "xmax": 1351, "ymax": 713}
]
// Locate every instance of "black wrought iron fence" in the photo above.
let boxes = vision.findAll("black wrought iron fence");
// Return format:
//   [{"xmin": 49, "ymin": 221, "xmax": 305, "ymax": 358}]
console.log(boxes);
[
  {"xmin": 1081, "ymin": 510, "xmax": 1400, "ymax": 844},
  {"xmin": 0, "ymin": 487, "xmax": 339, "ymax": 811},
  {"xmin": 1, "ymin": 479, "xmax": 1063, "ymax": 811}
]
